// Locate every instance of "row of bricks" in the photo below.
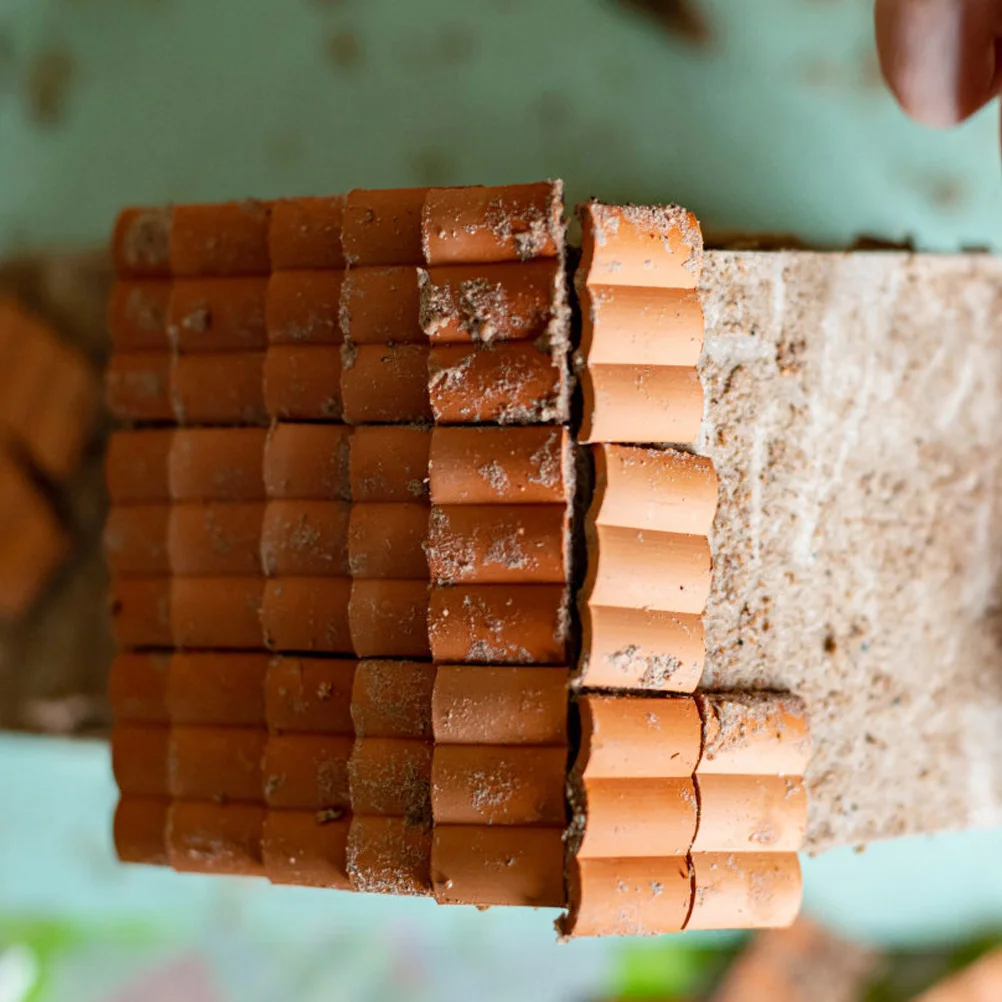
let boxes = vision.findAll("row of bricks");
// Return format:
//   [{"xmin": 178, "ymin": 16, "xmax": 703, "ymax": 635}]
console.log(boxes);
[
  {"xmin": 111, "ymin": 653, "xmax": 809, "ymax": 795},
  {"xmin": 106, "ymin": 424, "xmax": 719, "ymax": 692},
  {"xmin": 111, "ymin": 654, "xmax": 566, "ymax": 744},
  {"xmin": 580, "ymin": 445, "xmax": 718, "ymax": 692},
  {"xmin": 569, "ymin": 202, "xmax": 802, "ymax": 937},
  {"xmin": 577, "ymin": 201, "xmax": 706, "ymax": 446},
  {"xmin": 111, "ymin": 681, "xmax": 807, "ymax": 850},
  {"xmin": 110, "ymin": 259, "xmax": 564, "ymax": 352},
  {"xmin": 115, "ymin": 798, "xmax": 800, "ymax": 932},
  {"xmin": 105, "ymin": 340, "xmax": 568, "ymax": 427},
  {"xmin": 111, "ymin": 577, "xmax": 568, "ymax": 663},
  {"xmin": 116, "ymin": 799, "xmax": 565, "ymax": 905},
  {"xmin": 105, "ymin": 501, "xmax": 569, "ymax": 584},
  {"xmin": 0, "ymin": 297, "xmax": 99, "ymax": 482},
  {"xmin": 113, "ymin": 726, "xmax": 562, "ymax": 826},
  {"xmin": 566, "ymin": 687, "xmax": 807, "ymax": 937},
  {"xmin": 106, "ymin": 423, "xmax": 569, "ymax": 507},
  {"xmin": 113, "ymin": 724, "xmax": 805, "ymax": 855},
  {"xmin": 106, "ymin": 502, "xmax": 710, "ymax": 607},
  {"xmin": 112, "ymin": 183, "xmax": 563, "ymax": 278}
]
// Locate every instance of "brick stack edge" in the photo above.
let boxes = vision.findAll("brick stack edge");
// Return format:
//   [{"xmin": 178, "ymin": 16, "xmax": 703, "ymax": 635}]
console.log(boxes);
[{"xmin": 105, "ymin": 182, "xmax": 811, "ymax": 937}]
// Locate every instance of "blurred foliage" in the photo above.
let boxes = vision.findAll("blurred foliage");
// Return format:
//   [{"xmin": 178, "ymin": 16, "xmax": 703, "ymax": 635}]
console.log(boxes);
[
  {"xmin": 0, "ymin": 918, "xmax": 162, "ymax": 1002},
  {"xmin": 613, "ymin": 939, "xmax": 738, "ymax": 999}
]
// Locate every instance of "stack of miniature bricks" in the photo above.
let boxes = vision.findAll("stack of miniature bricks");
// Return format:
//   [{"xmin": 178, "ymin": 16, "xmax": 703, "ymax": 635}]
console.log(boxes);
[
  {"xmin": 106, "ymin": 183, "xmax": 576, "ymax": 902},
  {"xmin": 105, "ymin": 181, "xmax": 811, "ymax": 936},
  {"xmin": 560, "ymin": 203, "xmax": 810, "ymax": 937},
  {"xmin": 0, "ymin": 297, "xmax": 98, "ymax": 619}
]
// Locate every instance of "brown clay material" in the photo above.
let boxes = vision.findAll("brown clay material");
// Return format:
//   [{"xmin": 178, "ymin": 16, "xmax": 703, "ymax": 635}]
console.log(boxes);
[
  {"xmin": 263, "ymin": 345, "xmax": 343, "ymax": 421},
  {"xmin": 0, "ymin": 444, "xmax": 66, "ymax": 616},
  {"xmin": 108, "ymin": 652, "xmax": 171, "ymax": 724},
  {"xmin": 431, "ymin": 825, "xmax": 566, "ymax": 907},
  {"xmin": 170, "ymin": 201, "xmax": 272, "ymax": 277},
  {"xmin": 167, "ymin": 502, "xmax": 266, "ymax": 576},
  {"xmin": 111, "ymin": 724, "xmax": 169, "ymax": 796},
  {"xmin": 431, "ymin": 745, "xmax": 567, "ymax": 826},
  {"xmin": 266, "ymin": 270, "xmax": 344, "ymax": 345},
  {"xmin": 591, "ymin": 445, "xmax": 718, "ymax": 536},
  {"xmin": 576, "ymin": 694, "xmax": 701, "ymax": 779},
  {"xmin": 578, "ymin": 201, "xmax": 702, "ymax": 289},
  {"xmin": 106, "ymin": 429, "xmax": 173, "ymax": 503},
  {"xmin": 167, "ymin": 278, "xmax": 268, "ymax": 353},
  {"xmin": 692, "ymin": 774, "xmax": 808, "ymax": 853},
  {"xmin": 348, "ymin": 579, "xmax": 431, "ymax": 659},
  {"xmin": 349, "ymin": 425, "xmax": 430, "ymax": 502},
  {"xmin": 0, "ymin": 494, "xmax": 67, "ymax": 619},
  {"xmin": 426, "ymin": 504, "xmax": 568, "ymax": 585},
  {"xmin": 561, "ymin": 856, "xmax": 692, "ymax": 938},
  {"xmin": 579, "ymin": 605, "xmax": 704, "ymax": 693},
  {"xmin": 262, "ymin": 734, "xmax": 353, "ymax": 810},
  {"xmin": 580, "ymin": 365, "xmax": 704, "ymax": 445},
  {"xmin": 429, "ymin": 426, "xmax": 569, "ymax": 505},
  {"xmin": 340, "ymin": 266, "xmax": 423, "ymax": 343},
  {"xmin": 696, "ymin": 693, "xmax": 812, "ymax": 777},
  {"xmin": 0, "ymin": 307, "xmax": 51, "ymax": 435},
  {"xmin": 169, "ymin": 427, "xmax": 267, "ymax": 502},
  {"xmin": 347, "ymin": 815, "xmax": 432, "ymax": 896},
  {"xmin": 342, "ymin": 188, "xmax": 428, "ymax": 266},
  {"xmin": 341, "ymin": 343, "xmax": 432, "ymax": 424},
  {"xmin": 111, "ymin": 207, "xmax": 171, "ymax": 277},
  {"xmin": 432, "ymin": 665, "xmax": 569, "ymax": 745},
  {"xmin": 108, "ymin": 281, "xmax": 171, "ymax": 351},
  {"xmin": 170, "ymin": 576, "xmax": 265, "ymax": 650},
  {"xmin": 27, "ymin": 342, "xmax": 99, "ymax": 479},
  {"xmin": 351, "ymin": 659, "xmax": 436, "ymax": 740},
  {"xmin": 105, "ymin": 352, "xmax": 173, "ymax": 423},
  {"xmin": 263, "ymin": 809, "xmax": 351, "ymax": 889},
  {"xmin": 685, "ymin": 853, "xmax": 803, "ymax": 931},
  {"xmin": 419, "ymin": 260, "xmax": 560, "ymax": 343},
  {"xmin": 428, "ymin": 584, "xmax": 568, "ymax": 665},
  {"xmin": 264, "ymin": 655, "xmax": 356, "ymax": 734},
  {"xmin": 167, "ymin": 652, "xmax": 269, "ymax": 727},
  {"xmin": 585, "ymin": 525, "xmax": 711, "ymax": 616},
  {"xmin": 103, "ymin": 504, "xmax": 171, "ymax": 576},
  {"xmin": 26, "ymin": 341, "xmax": 99, "ymax": 480},
  {"xmin": 428, "ymin": 342, "xmax": 563, "ymax": 425},
  {"xmin": 347, "ymin": 502, "xmax": 429, "ymax": 579},
  {"xmin": 110, "ymin": 576, "xmax": 172, "ymax": 648},
  {"xmin": 269, "ymin": 196, "xmax": 346, "ymax": 270},
  {"xmin": 168, "ymin": 726, "xmax": 266, "ymax": 802},
  {"xmin": 113, "ymin": 797, "xmax": 170, "ymax": 866},
  {"xmin": 167, "ymin": 801, "xmax": 266, "ymax": 877},
  {"xmin": 172, "ymin": 352, "xmax": 268, "ymax": 425},
  {"xmin": 581, "ymin": 285, "xmax": 703, "ymax": 366},
  {"xmin": 349, "ymin": 738, "xmax": 433, "ymax": 821},
  {"xmin": 260, "ymin": 500, "xmax": 351, "ymax": 576},
  {"xmin": 261, "ymin": 577, "xmax": 353, "ymax": 654},
  {"xmin": 423, "ymin": 182, "xmax": 563, "ymax": 265},
  {"xmin": 577, "ymin": 777, "xmax": 698, "ymax": 859},
  {"xmin": 264, "ymin": 423, "xmax": 352, "ymax": 501}
]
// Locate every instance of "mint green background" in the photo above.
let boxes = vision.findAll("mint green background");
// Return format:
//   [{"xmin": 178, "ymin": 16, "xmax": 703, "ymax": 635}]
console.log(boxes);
[
  {"xmin": 2, "ymin": 0, "xmax": 1001, "ymax": 997},
  {"xmin": 0, "ymin": 0, "xmax": 999, "ymax": 255}
]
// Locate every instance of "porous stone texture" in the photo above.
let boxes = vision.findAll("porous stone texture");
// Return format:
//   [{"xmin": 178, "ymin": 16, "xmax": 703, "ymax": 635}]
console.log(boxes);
[{"xmin": 699, "ymin": 250, "xmax": 1002, "ymax": 852}]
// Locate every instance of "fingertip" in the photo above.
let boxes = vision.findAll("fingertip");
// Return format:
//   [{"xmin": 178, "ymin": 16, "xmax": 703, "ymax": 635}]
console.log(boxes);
[{"xmin": 874, "ymin": 0, "xmax": 1000, "ymax": 128}]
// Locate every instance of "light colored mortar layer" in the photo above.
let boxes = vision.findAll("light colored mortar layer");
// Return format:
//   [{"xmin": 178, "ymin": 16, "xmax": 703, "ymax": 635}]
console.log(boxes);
[{"xmin": 699, "ymin": 250, "xmax": 1002, "ymax": 852}]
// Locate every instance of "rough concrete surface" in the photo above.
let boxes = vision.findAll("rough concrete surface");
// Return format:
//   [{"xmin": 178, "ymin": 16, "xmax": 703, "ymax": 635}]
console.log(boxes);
[{"xmin": 699, "ymin": 250, "xmax": 1002, "ymax": 851}]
